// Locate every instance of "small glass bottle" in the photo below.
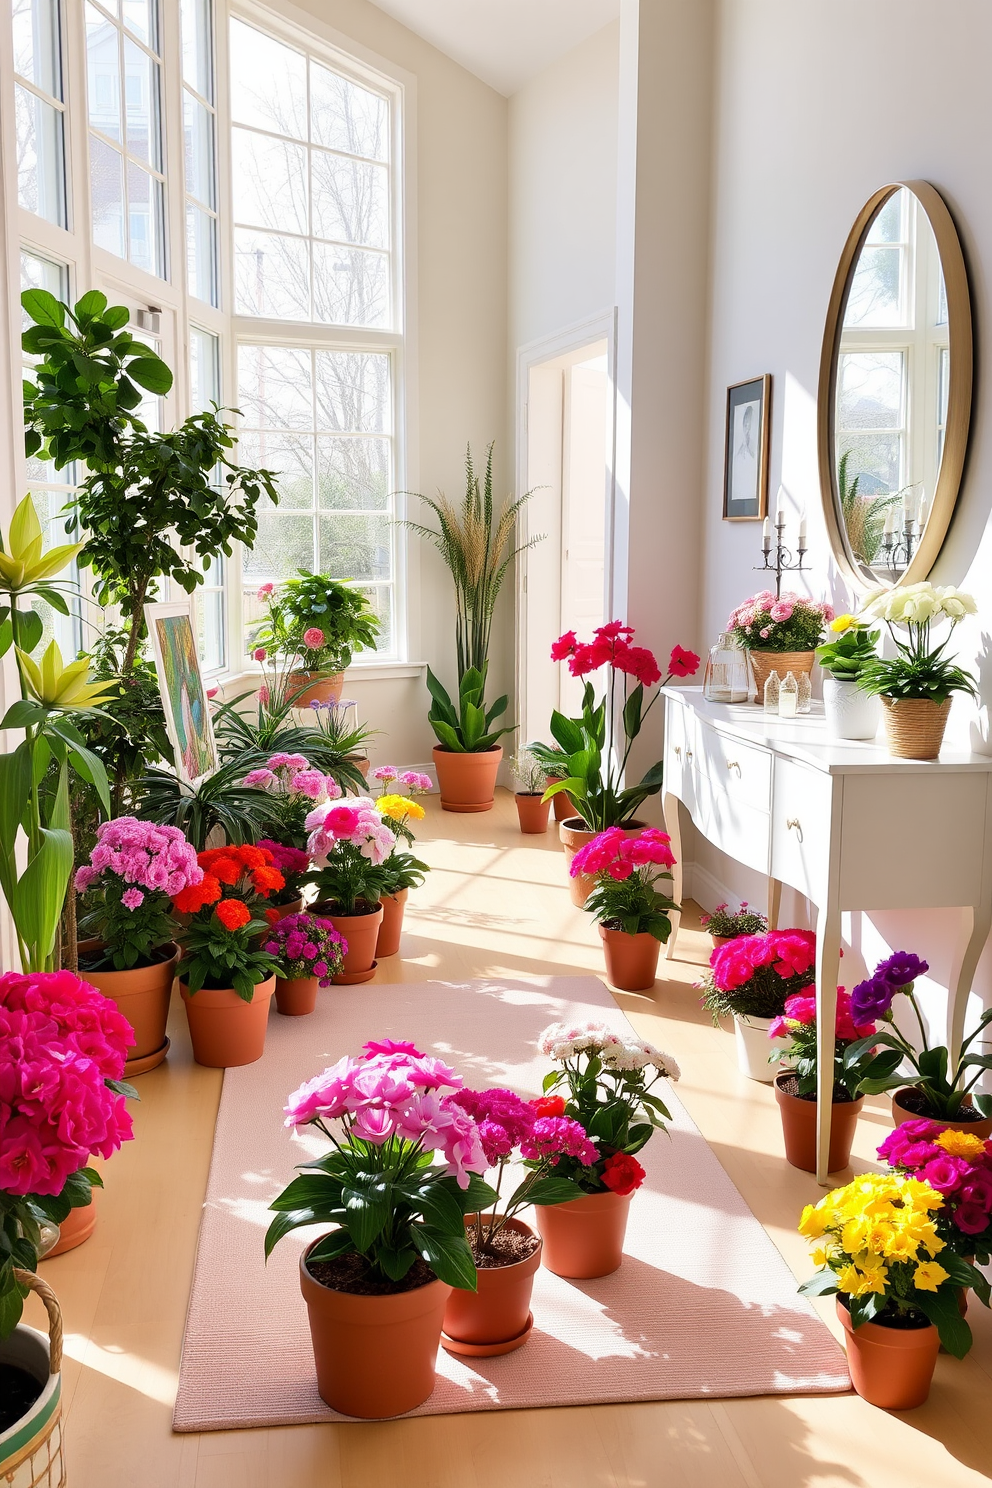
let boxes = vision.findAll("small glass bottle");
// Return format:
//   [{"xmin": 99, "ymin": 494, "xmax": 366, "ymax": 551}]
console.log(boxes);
[
  {"xmin": 703, "ymin": 632, "xmax": 749, "ymax": 703},
  {"xmin": 763, "ymin": 670, "xmax": 780, "ymax": 713},
  {"xmin": 779, "ymin": 672, "xmax": 798, "ymax": 718},
  {"xmin": 797, "ymin": 671, "xmax": 812, "ymax": 714}
]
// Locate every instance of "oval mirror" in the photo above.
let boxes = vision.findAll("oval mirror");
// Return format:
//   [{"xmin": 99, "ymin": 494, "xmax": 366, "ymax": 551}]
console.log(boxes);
[{"xmin": 817, "ymin": 181, "xmax": 973, "ymax": 591}]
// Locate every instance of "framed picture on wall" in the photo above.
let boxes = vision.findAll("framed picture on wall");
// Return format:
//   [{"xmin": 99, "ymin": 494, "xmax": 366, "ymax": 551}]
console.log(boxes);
[
  {"xmin": 144, "ymin": 598, "xmax": 219, "ymax": 788},
  {"xmin": 723, "ymin": 374, "xmax": 771, "ymax": 521}
]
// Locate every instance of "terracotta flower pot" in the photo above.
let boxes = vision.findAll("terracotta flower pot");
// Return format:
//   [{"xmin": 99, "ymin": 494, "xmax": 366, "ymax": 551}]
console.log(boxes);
[
  {"xmin": 515, "ymin": 792, "xmax": 550, "ymax": 834},
  {"xmin": 433, "ymin": 745, "xmax": 502, "ymax": 813},
  {"xmin": 376, "ymin": 888, "xmax": 408, "ymax": 958},
  {"xmin": 548, "ymin": 780, "xmax": 575, "ymax": 822},
  {"xmin": 837, "ymin": 1299, "xmax": 939, "ymax": 1409},
  {"xmin": 535, "ymin": 1189, "xmax": 632, "ymax": 1279},
  {"xmin": 774, "ymin": 1072, "xmax": 862, "ymax": 1173},
  {"xmin": 890, "ymin": 1087, "xmax": 992, "ymax": 1139},
  {"xmin": 299, "ymin": 1240, "xmax": 451, "ymax": 1418},
  {"xmin": 347, "ymin": 753, "xmax": 371, "ymax": 781},
  {"xmin": 274, "ymin": 976, "xmax": 318, "ymax": 1016},
  {"xmin": 267, "ymin": 896, "xmax": 304, "ymax": 924},
  {"xmin": 43, "ymin": 1190, "xmax": 99, "ymax": 1258},
  {"xmin": 313, "ymin": 901, "xmax": 383, "ymax": 984},
  {"xmin": 77, "ymin": 939, "xmax": 178, "ymax": 1076},
  {"xmin": 710, "ymin": 934, "xmax": 736, "ymax": 948},
  {"xmin": 560, "ymin": 818, "xmax": 647, "ymax": 907},
  {"xmin": 286, "ymin": 670, "xmax": 345, "ymax": 707},
  {"xmin": 179, "ymin": 975, "xmax": 275, "ymax": 1068},
  {"xmin": 746, "ymin": 649, "xmax": 815, "ymax": 703},
  {"xmin": 881, "ymin": 696, "xmax": 952, "ymax": 760},
  {"xmin": 441, "ymin": 1217, "xmax": 541, "ymax": 1355},
  {"xmin": 598, "ymin": 925, "xmax": 661, "ymax": 991}
]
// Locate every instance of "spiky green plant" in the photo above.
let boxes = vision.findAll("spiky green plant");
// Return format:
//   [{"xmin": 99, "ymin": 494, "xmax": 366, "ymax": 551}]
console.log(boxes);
[
  {"xmin": 403, "ymin": 442, "xmax": 542, "ymax": 680},
  {"xmin": 837, "ymin": 449, "xmax": 903, "ymax": 566}
]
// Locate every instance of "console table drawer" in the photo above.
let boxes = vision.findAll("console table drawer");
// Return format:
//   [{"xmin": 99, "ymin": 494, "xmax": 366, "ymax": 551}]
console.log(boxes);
[
  {"xmin": 770, "ymin": 760, "xmax": 833, "ymax": 899},
  {"xmin": 695, "ymin": 720, "xmax": 771, "ymax": 812},
  {"xmin": 692, "ymin": 766, "xmax": 770, "ymax": 875}
]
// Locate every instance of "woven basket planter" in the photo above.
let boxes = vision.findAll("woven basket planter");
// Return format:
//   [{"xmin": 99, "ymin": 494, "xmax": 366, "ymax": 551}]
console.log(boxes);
[
  {"xmin": 0, "ymin": 1270, "xmax": 65, "ymax": 1488},
  {"xmin": 746, "ymin": 649, "xmax": 815, "ymax": 702},
  {"xmin": 881, "ymin": 696, "xmax": 951, "ymax": 760}
]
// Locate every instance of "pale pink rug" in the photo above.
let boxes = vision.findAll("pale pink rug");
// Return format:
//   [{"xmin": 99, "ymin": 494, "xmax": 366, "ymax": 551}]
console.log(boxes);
[{"xmin": 173, "ymin": 977, "xmax": 849, "ymax": 1429}]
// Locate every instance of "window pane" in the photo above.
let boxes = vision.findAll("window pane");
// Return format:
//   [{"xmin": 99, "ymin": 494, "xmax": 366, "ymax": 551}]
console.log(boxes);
[
  {"xmin": 15, "ymin": 85, "xmax": 65, "ymax": 224},
  {"xmin": 837, "ymin": 433, "xmax": 902, "ymax": 497},
  {"xmin": 234, "ymin": 228, "xmax": 309, "ymax": 319},
  {"xmin": 184, "ymin": 91, "xmax": 214, "ymax": 206},
  {"xmin": 189, "ymin": 326, "xmax": 219, "ymax": 411},
  {"xmin": 312, "ymin": 243, "xmax": 388, "ymax": 328},
  {"xmin": 866, "ymin": 192, "xmax": 903, "ymax": 245},
  {"xmin": 242, "ymin": 512, "xmax": 315, "ymax": 579},
  {"xmin": 20, "ymin": 247, "xmax": 65, "ymax": 298},
  {"xmin": 238, "ymin": 431, "xmax": 314, "ymax": 508},
  {"xmin": 316, "ymin": 437, "xmax": 389, "ymax": 509},
  {"xmin": 237, "ymin": 345, "xmax": 313, "ymax": 429},
  {"xmin": 846, "ymin": 246, "xmax": 904, "ymax": 328},
  {"xmin": 197, "ymin": 582, "xmax": 225, "ymax": 671},
  {"xmin": 358, "ymin": 584, "xmax": 392, "ymax": 655},
  {"xmin": 311, "ymin": 151, "xmax": 388, "ymax": 248},
  {"xmin": 838, "ymin": 351, "xmax": 903, "ymax": 430},
  {"xmin": 186, "ymin": 204, "xmax": 216, "ymax": 303},
  {"xmin": 87, "ymin": 3, "xmax": 121, "ymax": 141},
  {"xmin": 12, "ymin": 0, "xmax": 61, "ymax": 97},
  {"xmin": 232, "ymin": 127, "xmax": 307, "ymax": 234},
  {"xmin": 124, "ymin": 36, "xmax": 158, "ymax": 165},
  {"xmin": 181, "ymin": 0, "xmax": 212, "ymax": 98},
  {"xmin": 229, "ymin": 18, "xmax": 306, "ymax": 139},
  {"xmin": 90, "ymin": 133, "xmax": 125, "ymax": 255},
  {"xmin": 310, "ymin": 63, "xmax": 388, "ymax": 161},
  {"xmin": 127, "ymin": 160, "xmax": 161, "ymax": 274},
  {"xmin": 317, "ymin": 513, "xmax": 390, "ymax": 581},
  {"xmin": 314, "ymin": 351, "xmax": 390, "ymax": 432},
  {"xmin": 122, "ymin": 0, "xmax": 153, "ymax": 46}
]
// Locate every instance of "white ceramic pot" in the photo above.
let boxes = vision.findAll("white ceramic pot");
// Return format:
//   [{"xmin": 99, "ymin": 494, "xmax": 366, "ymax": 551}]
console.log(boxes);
[
  {"xmin": 822, "ymin": 675, "xmax": 880, "ymax": 741},
  {"xmin": 734, "ymin": 1014, "xmax": 789, "ymax": 1083}
]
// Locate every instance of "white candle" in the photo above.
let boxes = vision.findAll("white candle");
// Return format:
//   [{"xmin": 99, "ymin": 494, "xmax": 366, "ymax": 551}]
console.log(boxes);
[
  {"xmin": 776, "ymin": 507, "xmax": 786, "ymax": 528},
  {"xmin": 918, "ymin": 494, "xmax": 929, "ymax": 528},
  {"xmin": 798, "ymin": 514, "xmax": 807, "ymax": 542},
  {"xmin": 884, "ymin": 509, "xmax": 895, "ymax": 535},
  {"xmin": 762, "ymin": 516, "xmax": 772, "ymax": 550}
]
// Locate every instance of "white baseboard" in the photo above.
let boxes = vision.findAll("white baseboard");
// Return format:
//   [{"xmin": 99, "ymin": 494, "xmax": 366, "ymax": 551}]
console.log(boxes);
[{"xmin": 683, "ymin": 860, "xmax": 743, "ymax": 916}]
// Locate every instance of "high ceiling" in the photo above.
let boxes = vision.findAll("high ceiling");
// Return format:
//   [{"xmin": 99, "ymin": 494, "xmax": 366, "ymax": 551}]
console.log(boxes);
[{"xmin": 367, "ymin": 0, "xmax": 621, "ymax": 95}]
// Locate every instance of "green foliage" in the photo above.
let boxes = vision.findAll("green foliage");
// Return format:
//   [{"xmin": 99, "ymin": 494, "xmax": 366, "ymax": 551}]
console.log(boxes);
[
  {"xmin": 21, "ymin": 288, "xmax": 172, "ymax": 470},
  {"xmin": 1, "ymin": 1170, "xmax": 102, "ymax": 1337},
  {"xmin": 699, "ymin": 902, "xmax": 768, "ymax": 938},
  {"xmin": 815, "ymin": 620, "xmax": 880, "ymax": 679},
  {"xmin": 72, "ymin": 626, "xmax": 172, "ymax": 822},
  {"xmin": 252, "ymin": 572, "xmax": 380, "ymax": 672},
  {"xmin": 306, "ymin": 841, "xmax": 392, "ymax": 916},
  {"xmin": 379, "ymin": 848, "xmax": 429, "ymax": 897},
  {"xmin": 541, "ymin": 680, "xmax": 665, "ymax": 830},
  {"xmin": 837, "ymin": 449, "xmax": 903, "ymax": 566},
  {"xmin": 135, "ymin": 759, "xmax": 284, "ymax": 851},
  {"xmin": 542, "ymin": 1046, "xmax": 673, "ymax": 1194},
  {"xmin": 179, "ymin": 912, "xmax": 276, "ymax": 1001},
  {"xmin": 403, "ymin": 442, "xmax": 542, "ymax": 681},
  {"xmin": 843, "ymin": 997, "xmax": 992, "ymax": 1121},
  {"xmin": 426, "ymin": 665, "xmax": 513, "ymax": 753},
  {"xmin": 212, "ymin": 690, "xmax": 371, "ymax": 795},
  {"xmin": 584, "ymin": 868, "xmax": 677, "ymax": 942},
  {"xmin": 772, "ymin": 1017, "xmax": 904, "ymax": 1102},
  {"xmin": 858, "ymin": 651, "xmax": 977, "ymax": 704}
]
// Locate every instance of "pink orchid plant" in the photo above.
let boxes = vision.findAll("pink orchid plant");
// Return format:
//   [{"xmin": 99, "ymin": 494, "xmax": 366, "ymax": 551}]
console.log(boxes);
[{"xmin": 265, "ymin": 1038, "xmax": 495, "ymax": 1291}]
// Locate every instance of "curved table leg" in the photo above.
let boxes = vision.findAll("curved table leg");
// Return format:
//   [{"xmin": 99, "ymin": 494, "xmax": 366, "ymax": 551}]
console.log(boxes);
[
  {"xmin": 663, "ymin": 792, "xmax": 683, "ymax": 959},
  {"xmin": 767, "ymin": 876, "xmax": 782, "ymax": 931},
  {"xmin": 815, "ymin": 898, "xmax": 842, "ymax": 1185},
  {"xmin": 947, "ymin": 901, "xmax": 992, "ymax": 1059}
]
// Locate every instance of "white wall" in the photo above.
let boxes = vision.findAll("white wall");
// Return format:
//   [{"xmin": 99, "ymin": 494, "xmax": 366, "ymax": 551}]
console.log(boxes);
[{"xmin": 696, "ymin": 0, "xmax": 992, "ymax": 1028}]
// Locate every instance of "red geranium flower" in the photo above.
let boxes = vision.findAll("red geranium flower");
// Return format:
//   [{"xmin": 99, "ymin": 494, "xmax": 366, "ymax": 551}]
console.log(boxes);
[
  {"xmin": 531, "ymin": 1095, "xmax": 566, "ymax": 1118},
  {"xmin": 668, "ymin": 644, "xmax": 701, "ymax": 678},
  {"xmin": 215, "ymin": 899, "xmax": 252, "ymax": 931},
  {"xmin": 601, "ymin": 1151, "xmax": 646, "ymax": 1196},
  {"xmin": 171, "ymin": 874, "xmax": 222, "ymax": 914}
]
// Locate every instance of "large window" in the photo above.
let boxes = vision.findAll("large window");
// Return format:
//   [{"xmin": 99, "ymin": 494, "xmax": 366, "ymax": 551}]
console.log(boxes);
[
  {"xmin": 12, "ymin": 0, "xmax": 66, "ymax": 226},
  {"xmin": 182, "ymin": 0, "xmax": 218, "ymax": 305}
]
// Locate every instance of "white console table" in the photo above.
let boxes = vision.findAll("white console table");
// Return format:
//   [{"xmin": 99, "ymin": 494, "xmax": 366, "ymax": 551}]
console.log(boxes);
[{"xmin": 662, "ymin": 686, "xmax": 992, "ymax": 1182}]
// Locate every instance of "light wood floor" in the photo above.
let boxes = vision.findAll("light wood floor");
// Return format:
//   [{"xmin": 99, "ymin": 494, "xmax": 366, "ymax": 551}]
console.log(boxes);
[{"xmin": 28, "ymin": 791, "xmax": 992, "ymax": 1487}]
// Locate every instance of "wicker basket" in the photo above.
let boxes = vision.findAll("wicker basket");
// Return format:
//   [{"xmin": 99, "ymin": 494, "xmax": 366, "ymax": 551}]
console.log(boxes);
[
  {"xmin": 0, "ymin": 1270, "xmax": 65, "ymax": 1488},
  {"xmin": 746, "ymin": 649, "xmax": 815, "ymax": 703},
  {"xmin": 881, "ymin": 696, "xmax": 952, "ymax": 760}
]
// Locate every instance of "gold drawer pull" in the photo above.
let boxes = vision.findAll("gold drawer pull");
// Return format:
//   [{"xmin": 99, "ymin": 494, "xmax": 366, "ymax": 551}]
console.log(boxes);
[
  {"xmin": 674, "ymin": 745, "xmax": 681, "ymax": 758},
  {"xmin": 686, "ymin": 750, "xmax": 693, "ymax": 762},
  {"xmin": 726, "ymin": 760, "xmax": 741, "ymax": 775},
  {"xmin": 787, "ymin": 817, "xmax": 803, "ymax": 843}
]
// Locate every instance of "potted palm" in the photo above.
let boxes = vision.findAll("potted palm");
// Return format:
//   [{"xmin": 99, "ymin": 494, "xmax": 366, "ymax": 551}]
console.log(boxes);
[
  {"xmin": 508, "ymin": 750, "xmax": 551, "ymax": 833},
  {"xmin": 170, "ymin": 846, "xmax": 282, "ymax": 1066},
  {"xmin": 304, "ymin": 798, "xmax": 395, "ymax": 981},
  {"xmin": 857, "ymin": 583, "xmax": 978, "ymax": 758},
  {"xmin": 727, "ymin": 592, "xmax": 832, "ymax": 700},
  {"xmin": 266, "ymin": 1038, "xmax": 495, "ymax": 1418},
  {"xmin": 534, "ymin": 1021, "xmax": 680, "ymax": 1277},
  {"xmin": 136, "ymin": 757, "xmax": 286, "ymax": 851},
  {"xmin": 570, "ymin": 827, "xmax": 678, "ymax": 991},
  {"xmin": 698, "ymin": 928, "xmax": 814, "ymax": 1081},
  {"xmin": 251, "ymin": 573, "xmax": 380, "ymax": 707},
  {"xmin": 544, "ymin": 626, "xmax": 699, "ymax": 904},
  {"xmin": 815, "ymin": 614, "xmax": 881, "ymax": 739}
]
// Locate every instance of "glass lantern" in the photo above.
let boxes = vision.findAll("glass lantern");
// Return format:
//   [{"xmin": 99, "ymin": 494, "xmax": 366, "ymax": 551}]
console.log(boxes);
[{"xmin": 702, "ymin": 632, "xmax": 749, "ymax": 703}]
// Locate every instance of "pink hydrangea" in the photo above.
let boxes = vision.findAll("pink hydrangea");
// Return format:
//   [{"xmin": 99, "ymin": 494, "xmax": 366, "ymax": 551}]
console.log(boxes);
[
  {"xmin": 121, "ymin": 888, "xmax": 144, "ymax": 910},
  {"xmin": 74, "ymin": 817, "xmax": 201, "ymax": 898}
]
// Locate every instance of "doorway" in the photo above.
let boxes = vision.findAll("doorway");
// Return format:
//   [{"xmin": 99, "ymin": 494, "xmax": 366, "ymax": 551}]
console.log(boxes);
[{"xmin": 516, "ymin": 319, "xmax": 615, "ymax": 745}]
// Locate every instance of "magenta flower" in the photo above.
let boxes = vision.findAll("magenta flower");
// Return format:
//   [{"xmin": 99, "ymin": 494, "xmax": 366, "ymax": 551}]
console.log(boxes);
[
  {"xmin": 121, "ymin": 888, "xmax": 144, "ymax": 910},
  {"xmin": 253, "ymin": 647, "xmax": 267, "ymax": 661}
]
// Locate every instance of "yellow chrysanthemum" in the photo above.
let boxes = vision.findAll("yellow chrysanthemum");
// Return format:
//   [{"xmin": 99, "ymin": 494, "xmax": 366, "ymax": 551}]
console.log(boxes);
[
  {"xmin": 935, "ymin": 1128, "xmax": 987, "ymax": 1160},
  {"xmin": 881, "ymin": 1229, "xmax": 921, "ymax": 1261},
  {"xmin": 829, "ymin": 613, "xmax": 857, "ymax": 633},
  {"xmin": 375, "ymin": 793, "xmax": 426, "ymax": 823},
  {"xmin": 913, "ymin": 1261, "xmax": 950, "ymax": 1293},
  {"xmin": 838, "ymin": 1261, "xmax": 888, "ymax": 1297}
]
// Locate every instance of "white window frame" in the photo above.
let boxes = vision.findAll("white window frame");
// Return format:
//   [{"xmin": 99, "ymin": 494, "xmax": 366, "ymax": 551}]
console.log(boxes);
[{"xmin": 0, "ymin": 0, "xmax": 419, "ymax": 689}]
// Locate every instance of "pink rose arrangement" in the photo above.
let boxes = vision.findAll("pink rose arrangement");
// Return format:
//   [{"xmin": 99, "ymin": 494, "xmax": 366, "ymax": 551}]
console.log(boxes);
[
  {"xmin": 449, "ymin": 1086, "xmax": 597, "ymax": 1252},
  {"xmin": 698, "ymin": 929, "xmax": 816, "ymax": 1023},
  {"xmin": 727, "ymin": 590, "xmax": 832, "ymax": 653},
  {"xmin": 537, "ymin": 1020, "xmax": 680, "ymax": 1195},
  {"xmin": 0, "ymin": 968, "xmax": 137, "ymax": 1331},
  {"xmin": 304, "ymin": 797, "xmax": 397, "ymax": 914},
  {"xmin": 570, "ymin": 827, "xmax": 678, "ymax": 943},
  {"xmin": 262, "ymin": 912, "xmax": 347, "ymax": 987},
  {"xmin": 879, "ymin": 1121, "xmax": 992, "ymax": 1257},
  {"xmin": 74, "ymin": 817, "xmax": 202, "ymax": 971},
  {"xmin": 546, "ymin": 621, "xmax": 700, "ymax": 830},
  {"xmin": 266, "ymin": 1038, "xmax": 493, "ymax": 1292}
]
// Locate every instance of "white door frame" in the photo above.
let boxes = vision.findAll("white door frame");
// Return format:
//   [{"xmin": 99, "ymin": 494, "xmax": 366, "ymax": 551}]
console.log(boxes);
[{"xmin": 514, "ymin": 309, "xmax": 618, "ymax": 745}]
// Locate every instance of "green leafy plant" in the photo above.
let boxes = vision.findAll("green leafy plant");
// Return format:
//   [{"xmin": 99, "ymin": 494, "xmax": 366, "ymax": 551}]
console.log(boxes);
[
  {"xmin": 768, "ymin": 990, "xmax": 903, "ymax": 1102},
  {"xmin": 815, "ymin": 614, "xmax": 880, "ymax": 679},
  {"xmin": 857, "ymin": 583, "xmax": 978, "ymax": 704},
  {"xmin": 178, "ymin": 908, "xmax": 276, "ymax": 1000},
  {"xmin": 136, "ymin": 759, "xmax": 284, "ymax": 851},
  {"xmin": 212, "ymin": 690, "xmax": 371, "ymax": 796},
  {"xmin": 252, "ymin": 573, "xmax": 380, "ymax": 674},
  {"xmin": 426, "ymin": 665, "xmax": 513, "ymax": 754},
  {"xmin": 572, "ymin": 828, "xmax": 678, "ymax": 942},
  {"xmin": 698, "ymin": 901, "xmax": 768, "ymax": 938},
  {"xmin": 837, "ymin": 449, "xmax": 903, "ymax": 566},
  {"xmin": 379, "ymin": 847, "xmax": 429, "ymax": 898}
]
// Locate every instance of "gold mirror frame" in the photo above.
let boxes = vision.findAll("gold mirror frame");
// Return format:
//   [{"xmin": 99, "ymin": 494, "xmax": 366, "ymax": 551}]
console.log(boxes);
[{"xmin": 817, "ymin": 180, "xmax": 973, "ymax": 592}]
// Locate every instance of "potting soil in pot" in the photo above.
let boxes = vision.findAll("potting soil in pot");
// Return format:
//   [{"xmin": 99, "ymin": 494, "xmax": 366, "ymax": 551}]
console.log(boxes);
[
  {"xmin": 895, "ymin": 1087, "xmax": 989, "ymax": 1122},
  {"xmin": 305, "ymin": 1253, "xmax": 437, "ymax": 1296},
  {"xmin": 0, "ymin": 1364, "xmax": 42, "ymax": 1431},
  {"xmin": 470, "ymin": 1229, "xmax": 540, "ymax": 1268}
]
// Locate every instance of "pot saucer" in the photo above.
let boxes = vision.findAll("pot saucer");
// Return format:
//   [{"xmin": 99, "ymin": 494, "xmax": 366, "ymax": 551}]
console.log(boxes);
[
  {"xmin": 332, "ymin": 963, "xmax": 378, "ymax": 986},
  {"xmin": 440, "ymin": 1311, "xmax": 534, "ymax": 1357},
  {"xmin": 125, "ymin": 1037, "xmax": 170, "ymax": 1077}
]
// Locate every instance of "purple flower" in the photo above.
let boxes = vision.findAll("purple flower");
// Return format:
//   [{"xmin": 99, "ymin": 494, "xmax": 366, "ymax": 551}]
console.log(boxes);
[
  {"xmin": 850, "ymin": 974, "xmax": 896, "ymax": 1023},
  {"xmin": 874, "ymin": 950, "xmax": 928, "ymax": 987}
]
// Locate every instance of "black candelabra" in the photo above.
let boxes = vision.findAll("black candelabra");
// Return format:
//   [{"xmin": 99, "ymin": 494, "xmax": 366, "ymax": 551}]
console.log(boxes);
[
  {"xmin": 754, "ymin": 509, "xmax": 807, "ymax": 598},
  {"xmin": 878, "ymin": 509, "xmax": 923, "ymax": 572}
]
